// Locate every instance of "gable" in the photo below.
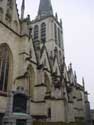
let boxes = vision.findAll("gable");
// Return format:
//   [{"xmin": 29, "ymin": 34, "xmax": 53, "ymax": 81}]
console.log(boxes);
[
  {"xmin": 52, "ymin": 57, "xmax": 60, "ymax": 76},
  {"xmin": 40, "ymin": 45, "xmax": 51, "ymax": 71},
  {"xmin": 11, "ymin": 1, "xmax": 20, "ymax": 33},
  {"xmin": 0, "ymin": 0, "xmax": 20, "ymax": 33},
  {"xmin": 63, "ymin": 65, "xmax": 69, "ymax": 82},
  {"xmin": 23, "ymin": 37, "xmax": 37, "ymax": 64}
]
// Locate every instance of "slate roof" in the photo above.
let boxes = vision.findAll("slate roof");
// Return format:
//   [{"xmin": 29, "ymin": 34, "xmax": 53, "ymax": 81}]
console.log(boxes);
[{"xmin": 38, "ymin": 0, "xmax": 53, "ymax": 17}]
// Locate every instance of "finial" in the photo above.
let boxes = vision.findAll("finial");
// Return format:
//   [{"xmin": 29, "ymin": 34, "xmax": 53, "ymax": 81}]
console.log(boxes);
[
  {"xmin": 27, "ymin": 15, "xmax": 30, "ymax": 21},
  {"xmin": 60, "ymin": 19, "xmax": 62, "ymax": 27},
  {"xmin": 55, "ymin": 13, "xmax": 58, "ymax": 20},
  {"xmin": 68, "ymin": 63, "xmax": 72, "ymax": 70},
  {"xmin": 82, "ymin": 77, "xmax": 85, "ymax": 90},
  {"xmin": 74, "ymin": 71, "xmax": 77, "ymax": 83},
  {"xmin": 21, "ymin": 0, "xmax": 25, "ymax": 20}
]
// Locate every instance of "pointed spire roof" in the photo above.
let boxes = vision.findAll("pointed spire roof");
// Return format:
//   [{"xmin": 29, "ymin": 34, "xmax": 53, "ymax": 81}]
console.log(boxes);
[{"xmin": 38, "ymin": 0, "xmax": 53, "ymax": 17}]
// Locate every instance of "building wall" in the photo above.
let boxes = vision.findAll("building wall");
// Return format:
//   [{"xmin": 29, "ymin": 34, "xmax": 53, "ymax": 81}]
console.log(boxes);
[{"xmin": 0, "ymin": 0, "xmax": 91, "ymax": 124}]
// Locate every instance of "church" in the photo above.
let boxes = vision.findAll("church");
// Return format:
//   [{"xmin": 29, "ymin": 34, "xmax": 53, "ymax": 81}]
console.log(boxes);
[{"xmin": 0, "ymin": 0, "xmax": 91, "ymax": 125}]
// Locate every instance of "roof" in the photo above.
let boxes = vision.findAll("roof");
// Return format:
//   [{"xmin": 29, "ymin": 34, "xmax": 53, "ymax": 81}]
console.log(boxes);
[{"xmin": 38, "ymin": 0, "xmax": 53, "ymax": 17}]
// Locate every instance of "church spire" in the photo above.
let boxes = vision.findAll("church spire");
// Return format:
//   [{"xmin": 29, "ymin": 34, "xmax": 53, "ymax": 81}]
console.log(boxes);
[
  {"xmin": 38, "ymin": 0, "xmax": 53, "ymax": 18},
  {"xmin": 21, "ymin": 0, "xmax": 25, "ymax": 20}
]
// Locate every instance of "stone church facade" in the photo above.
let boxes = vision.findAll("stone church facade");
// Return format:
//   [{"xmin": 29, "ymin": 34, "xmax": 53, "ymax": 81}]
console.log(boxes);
[{"xmin": 0, "ymin": 0, "xmax": 91, "ymax": 124}]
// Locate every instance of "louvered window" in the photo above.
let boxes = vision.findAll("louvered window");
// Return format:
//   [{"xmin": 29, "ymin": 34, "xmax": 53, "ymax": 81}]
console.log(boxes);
[
  {"xmin": 41, "ymin": 23, "xmax": 46, "ymax": 43},
  {"xmin": 34, "ymin": 25, "xmax": 39, "ymax": 42}
]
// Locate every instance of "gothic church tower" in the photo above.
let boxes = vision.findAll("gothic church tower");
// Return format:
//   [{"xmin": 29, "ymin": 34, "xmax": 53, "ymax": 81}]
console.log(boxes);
[{"xmin": 31, "ymin": 0, "xmax": 64, "ymax": 66}]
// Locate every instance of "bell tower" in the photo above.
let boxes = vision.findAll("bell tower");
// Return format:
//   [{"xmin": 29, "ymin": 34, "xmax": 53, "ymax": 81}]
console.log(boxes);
[{"xmin": 31, "ymin": 0, "xmax": 65, "ymax": 65}]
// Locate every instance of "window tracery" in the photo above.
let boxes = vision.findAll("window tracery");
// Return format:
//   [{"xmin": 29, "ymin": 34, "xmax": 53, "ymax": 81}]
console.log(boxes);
[
  {"xmin": 0, "ymin": 44, "xmax": 12, "ymax": 92},
  {"xmin": 0, "ymin": 45, "xmax": 9, "ymax": 91}
]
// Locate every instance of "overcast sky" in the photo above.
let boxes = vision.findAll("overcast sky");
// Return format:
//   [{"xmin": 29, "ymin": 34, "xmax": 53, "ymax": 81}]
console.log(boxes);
[{"xmin": 16, "ymin": 0, "xmax": 94, "ymax": 109}]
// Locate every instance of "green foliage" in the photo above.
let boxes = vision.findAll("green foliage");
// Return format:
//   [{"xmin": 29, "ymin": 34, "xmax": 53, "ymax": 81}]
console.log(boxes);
[{"xmin": 68, "ymin": 122, "xmax": 85, "ymax": 125}]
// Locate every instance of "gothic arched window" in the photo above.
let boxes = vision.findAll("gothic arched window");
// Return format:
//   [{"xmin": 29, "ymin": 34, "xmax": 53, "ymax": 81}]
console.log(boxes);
[
  {"xmin": 41, "ymin": 23, "xmax": 46, "ymax": 43},
  {"xmin": 54, "ymin": 23, "xmax": 57, "ymax": 44},
  {"xmin": 0, "ymin": 44, "xmax": 12, "ymax": 92},
  {"xmin": 58, "ymin": 28, "xmax": 61, "ymax": 47},
  {"xmin": 34, "ymin": 25, "xmax": 39, "ymax": 42}
]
